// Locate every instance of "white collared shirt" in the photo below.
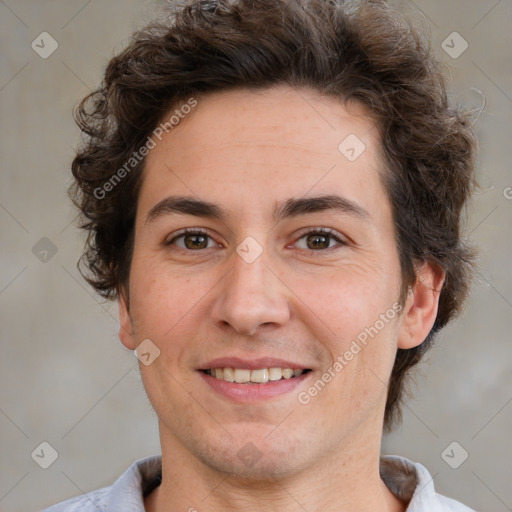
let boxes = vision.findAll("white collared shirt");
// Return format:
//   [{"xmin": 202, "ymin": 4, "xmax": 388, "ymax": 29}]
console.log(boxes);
[{"xmin": 41, "ymin": 454, "xmax": 476, "ymax": 511}]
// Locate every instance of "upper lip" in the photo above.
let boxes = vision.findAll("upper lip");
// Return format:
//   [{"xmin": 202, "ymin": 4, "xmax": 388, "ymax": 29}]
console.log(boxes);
[{"xmin": 199, "ymin": 357, "xmax": 312, "ymax": 371}]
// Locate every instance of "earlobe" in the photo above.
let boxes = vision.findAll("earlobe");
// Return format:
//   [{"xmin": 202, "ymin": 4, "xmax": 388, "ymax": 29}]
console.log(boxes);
[
  {"xmin": 118, "ymin": 287, "xmax": 137, "ymax": 350},
  {"xmin": 397, "ymin": 262, "xmax": 445, "ymax": 350}
]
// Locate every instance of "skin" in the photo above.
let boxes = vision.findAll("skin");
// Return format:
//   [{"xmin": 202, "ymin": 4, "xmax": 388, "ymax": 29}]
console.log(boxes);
[{"xmin": 118, "ymin": 84, "xmax": 444, "ymax": 512}]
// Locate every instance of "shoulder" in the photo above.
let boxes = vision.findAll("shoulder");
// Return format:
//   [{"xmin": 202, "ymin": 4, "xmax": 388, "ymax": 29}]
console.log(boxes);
[
  {"xmin": 380, "ymin": 454, "xmax": 477, "ymax": 512},
  {"xmin": 40, "ymin": 487, "xmax": 110, "ymax": 511},
  {"xmin": 39, "ymin": 455, "xmax": 162, "ymax": 512},
  {"xmin": 434, "ymin": 493, "xmax": 477, "ymax": 511}
]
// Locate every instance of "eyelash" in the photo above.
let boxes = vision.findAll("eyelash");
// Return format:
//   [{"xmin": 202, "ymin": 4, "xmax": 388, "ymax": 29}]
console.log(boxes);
[{"xmin": 165, "ymin": 227, "xmax": 347, "ymax": 253}]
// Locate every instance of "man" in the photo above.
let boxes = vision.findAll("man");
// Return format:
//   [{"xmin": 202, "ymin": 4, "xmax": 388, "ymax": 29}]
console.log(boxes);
[{"xmin": 44, "ymin": 0, "xmax": 477, "ymax": 510}]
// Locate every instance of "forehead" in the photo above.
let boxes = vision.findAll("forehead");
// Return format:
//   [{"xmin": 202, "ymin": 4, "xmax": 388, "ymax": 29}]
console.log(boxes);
[{"xmin": 137, "ymin": 85, "xmax": 388, "ymax": 223}]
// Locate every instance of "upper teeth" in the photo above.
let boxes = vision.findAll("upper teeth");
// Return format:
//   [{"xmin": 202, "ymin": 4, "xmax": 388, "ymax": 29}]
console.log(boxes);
[{"xmin": 207, "ymin": 368, "xmax": 304, "ymax": 383}]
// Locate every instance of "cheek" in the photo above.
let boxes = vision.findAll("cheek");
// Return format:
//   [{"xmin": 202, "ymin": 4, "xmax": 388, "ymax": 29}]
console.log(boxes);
[
  {"xmin": 128, "ymin": 258, "xmax": 194, "ymax": 346},
  {"xmin": 293, "ymin": 260, "xmax": 401, "ymax": 396},
  {"xmin": 294, "ymin": 260, "xmax": 400, "ymax": 339}
]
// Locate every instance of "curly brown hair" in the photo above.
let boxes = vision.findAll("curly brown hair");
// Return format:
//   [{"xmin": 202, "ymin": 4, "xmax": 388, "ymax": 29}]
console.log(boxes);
[{"xmin": 70, "ymin": 0, "xmax": 477, "ymax": 431}]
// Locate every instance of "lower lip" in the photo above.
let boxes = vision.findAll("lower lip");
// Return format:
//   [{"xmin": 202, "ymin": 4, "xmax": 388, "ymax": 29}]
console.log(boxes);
[{"xmin": 198, "ymin": 371, "xmax": 311, "ymax": 402}]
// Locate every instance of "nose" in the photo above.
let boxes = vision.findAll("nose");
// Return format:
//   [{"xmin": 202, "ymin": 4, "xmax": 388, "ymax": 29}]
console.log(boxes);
[{"xmin": 210, "ymin": 247, "xmax": 291, "ymax": 337}]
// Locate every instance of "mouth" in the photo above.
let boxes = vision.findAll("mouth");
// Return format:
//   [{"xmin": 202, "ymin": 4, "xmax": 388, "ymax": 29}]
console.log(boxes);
[
  {"xmin": 198, "ymin": 361, "xmax": 313, "ymax": 402},
  {"xmin": 197, "ymin": 357, "xmax": 314, "ymax": 401},
  {"xmin": 202, "ymin": 367, "xmax": 312, "ymax": 384}
]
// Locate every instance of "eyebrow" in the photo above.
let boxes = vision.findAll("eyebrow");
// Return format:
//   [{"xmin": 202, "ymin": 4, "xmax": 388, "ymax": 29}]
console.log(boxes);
[{"xmin": 144, "ymin": 194, "xmax": 370, "ymax": 225}]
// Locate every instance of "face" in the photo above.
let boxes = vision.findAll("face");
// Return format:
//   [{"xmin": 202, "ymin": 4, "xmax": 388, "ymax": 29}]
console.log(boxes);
[{"xmin": 119, "ymin": 85, "xmax": 436, "ymax": 478}]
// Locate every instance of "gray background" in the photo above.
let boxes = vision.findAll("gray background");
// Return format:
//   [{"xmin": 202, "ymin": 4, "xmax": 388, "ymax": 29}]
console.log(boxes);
[{"xmin": 0, "ymin": 1, "xmax": 511, "ymax": 511}]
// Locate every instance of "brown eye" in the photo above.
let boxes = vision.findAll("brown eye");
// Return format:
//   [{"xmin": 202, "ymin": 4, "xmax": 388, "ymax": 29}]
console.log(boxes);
[
  {"xmin": 183, "ymin": 233, "xmax": 209, "ymax": 249},
  {"xmin": 306, "ymin": 233, "xmax": 331, "ymax": 250},
  {"xmin": 295, "ymin": 229, "xmax": 345, "ymax": 251},
  {"xmin": 167, "ymin": 230, "xmax": 215, "ymax": 250}
]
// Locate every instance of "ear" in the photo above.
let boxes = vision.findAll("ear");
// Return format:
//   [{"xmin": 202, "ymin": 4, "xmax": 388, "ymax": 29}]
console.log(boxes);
[
  {"xmin": 118, "ymin": 286, "xmax": 137, "ymax": 350},
  {"xmin": 398, "ymin": 261, "xmax": 446, "ymax": 349}
]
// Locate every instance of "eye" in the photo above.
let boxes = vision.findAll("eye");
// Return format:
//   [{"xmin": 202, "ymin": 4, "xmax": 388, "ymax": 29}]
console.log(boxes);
[
  {"xmin": 165, "ymin": 227, "xmax": 346, "ymax": 252},
  {"xmin": 166, "ymin": 229, "xmax": 217, "ymax": 250},
  {"xmin": 294, "ymin": 228, "xmax": 346, "ymax": 251}
]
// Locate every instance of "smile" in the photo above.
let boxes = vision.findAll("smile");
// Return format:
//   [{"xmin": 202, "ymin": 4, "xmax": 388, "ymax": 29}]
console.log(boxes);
[{"xmin": 204, "ymin": 367, "xmax": 311, "ymax": 384}]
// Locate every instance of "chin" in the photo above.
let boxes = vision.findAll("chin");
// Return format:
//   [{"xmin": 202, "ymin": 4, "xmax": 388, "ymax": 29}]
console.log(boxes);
[
  {"xmin": 193, "ymin": 431, "xmax": 313, "ymax": 481},
  {"xmin": 201, "ymin": 452, "xmax": 303, "ymax": 481}
]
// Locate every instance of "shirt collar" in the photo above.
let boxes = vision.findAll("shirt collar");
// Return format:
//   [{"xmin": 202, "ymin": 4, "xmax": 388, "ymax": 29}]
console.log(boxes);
[{"xmin": 104, "ymin": 454, "xmax": 443, "ymax": 511}]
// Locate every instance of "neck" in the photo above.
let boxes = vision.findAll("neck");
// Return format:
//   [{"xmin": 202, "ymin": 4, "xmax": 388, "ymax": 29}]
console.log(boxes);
[{"xmin": 145, "ymin": 422, "xmax": 407, "ymax": 512}]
